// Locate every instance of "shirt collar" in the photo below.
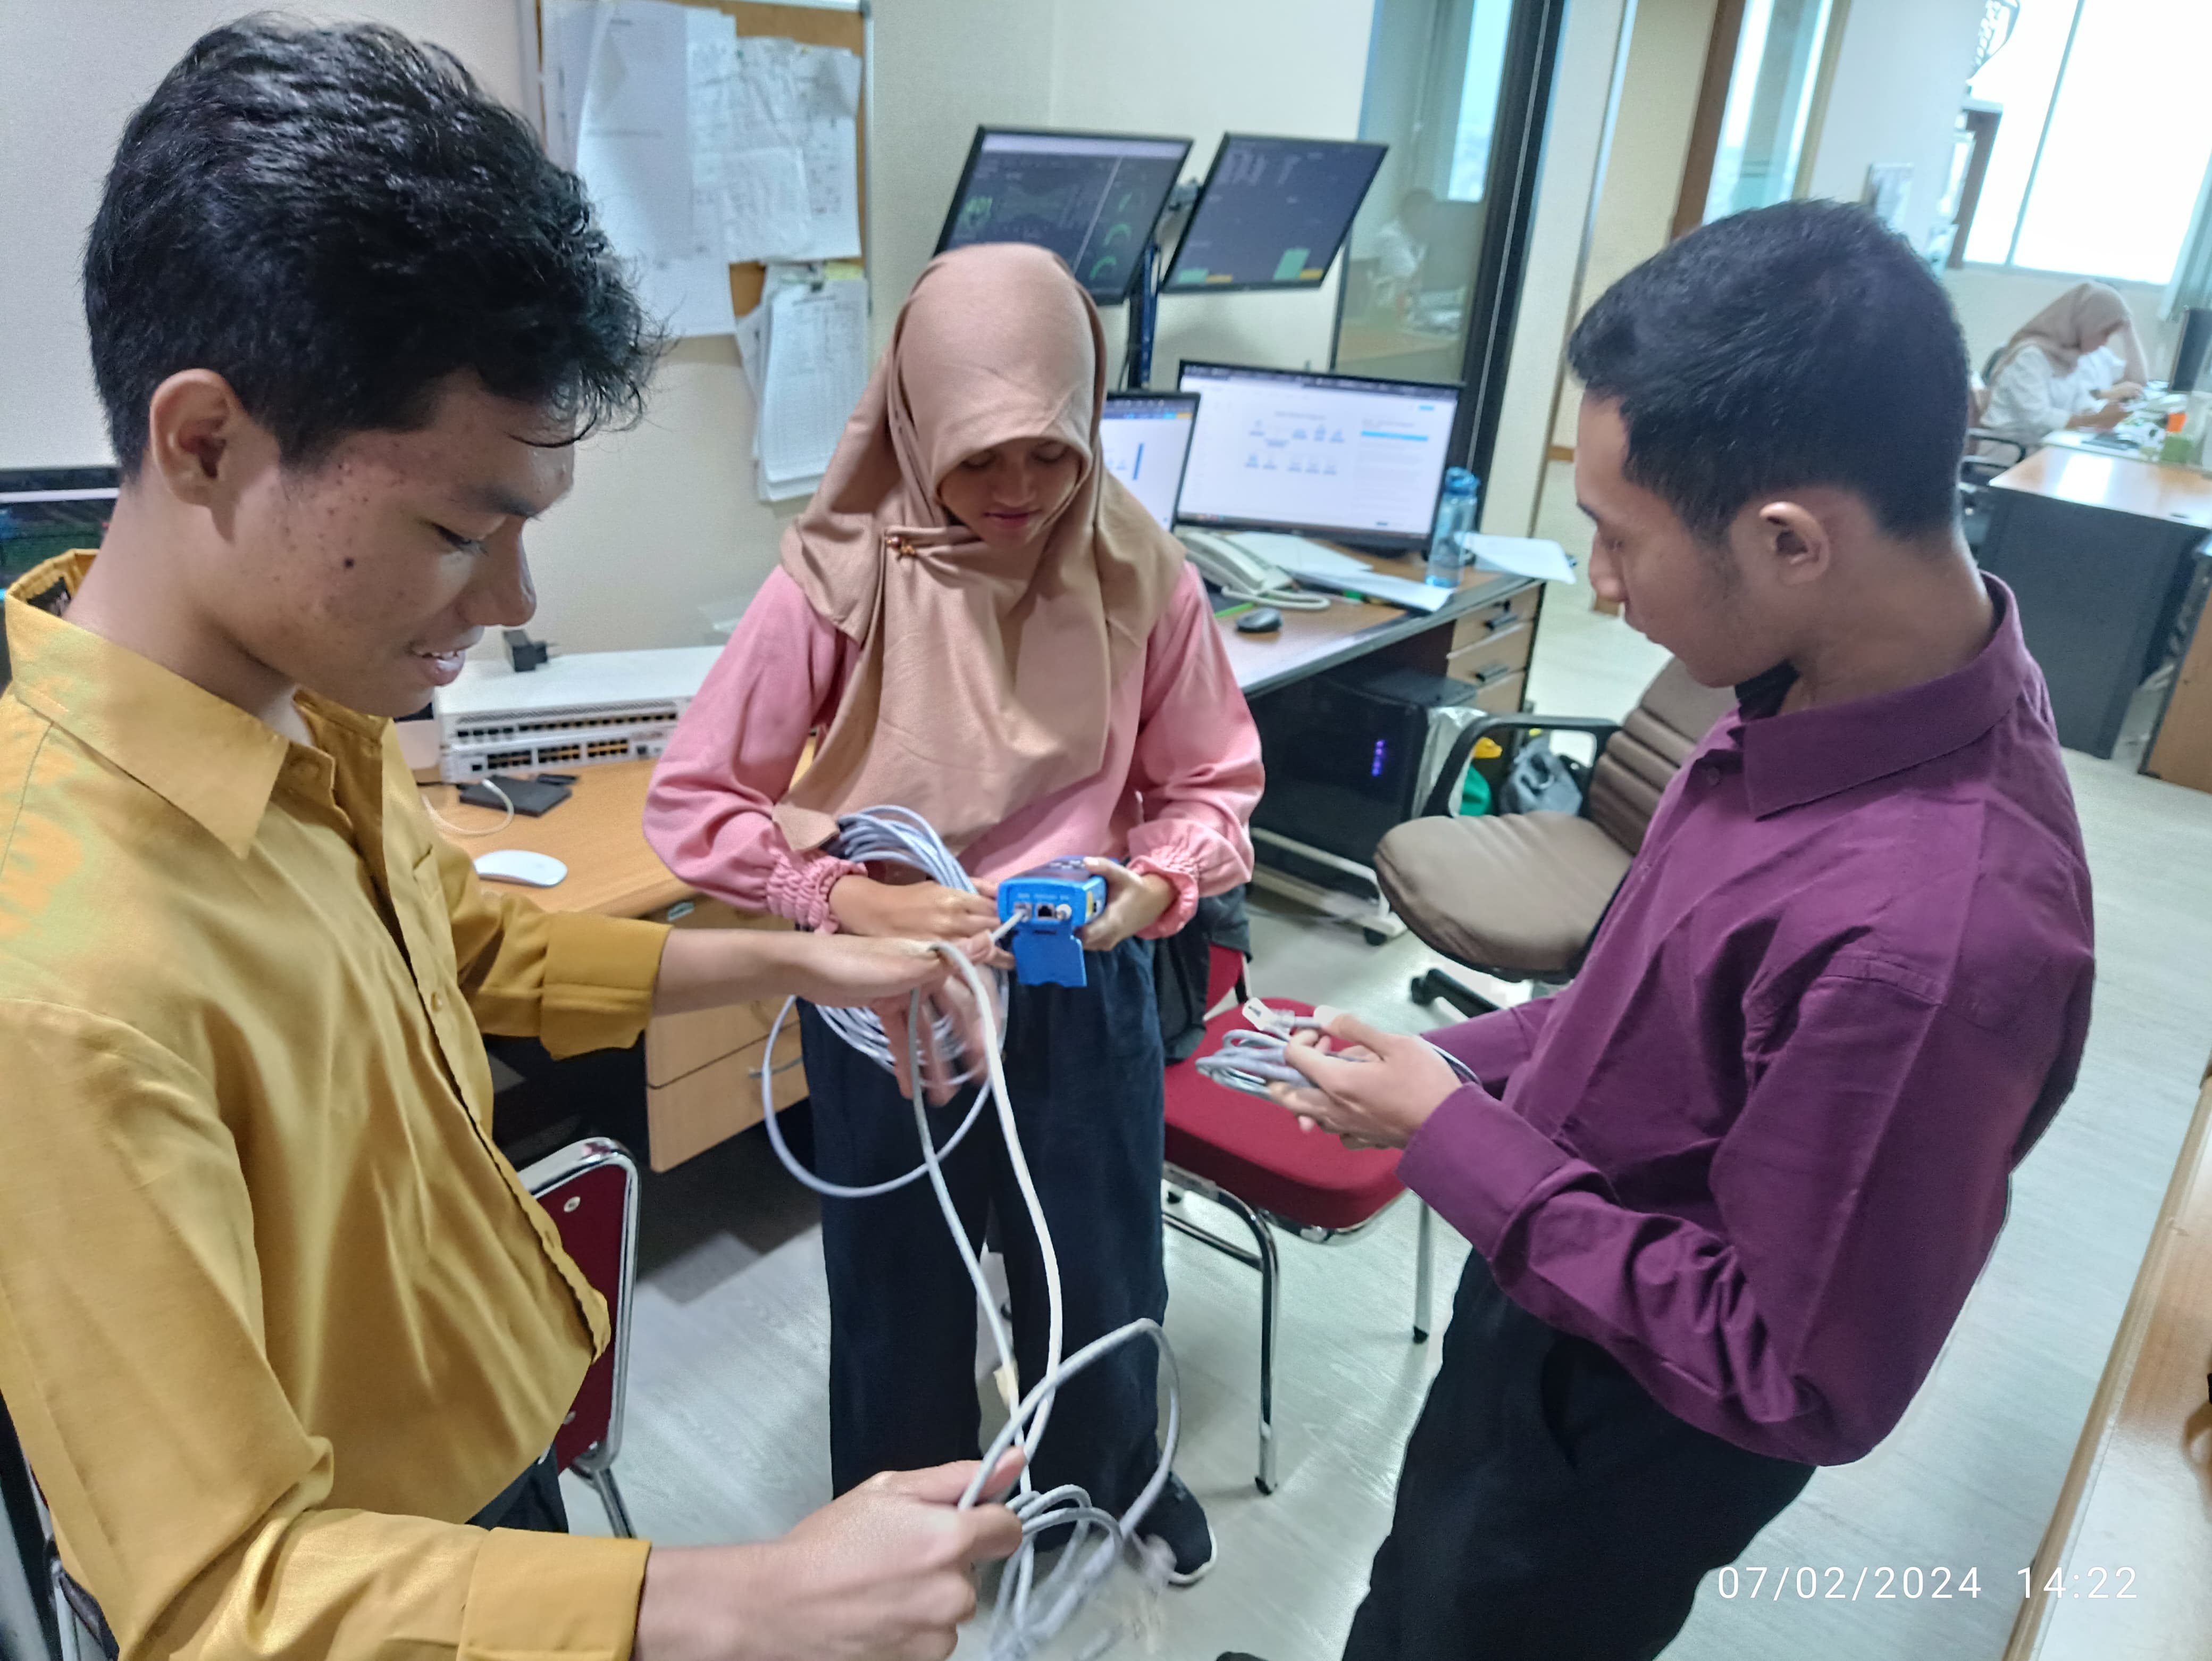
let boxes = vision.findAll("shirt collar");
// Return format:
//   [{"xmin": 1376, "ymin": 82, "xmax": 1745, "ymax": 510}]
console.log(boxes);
[
  {"xmin": 1727, "ymin": 575, "xmax": 2036, "ymax": 818},
  {"xmin": 5, "ymin": 551, "xmax": 293, "ymax": 858}
]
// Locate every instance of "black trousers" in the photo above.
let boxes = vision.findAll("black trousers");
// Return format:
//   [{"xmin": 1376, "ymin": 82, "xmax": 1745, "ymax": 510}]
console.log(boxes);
[
  {"xmin": 799, "ymin": 937, "xmax": 1167, "ymax": 1513},
  {"xmin": 1343, "ymin": 1255, "xmax": 1814, "ymax": 1661}
]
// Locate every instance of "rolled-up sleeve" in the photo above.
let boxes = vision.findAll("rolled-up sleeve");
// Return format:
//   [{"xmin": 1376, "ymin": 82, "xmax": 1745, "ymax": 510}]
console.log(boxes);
[
  {"xmin": 1126, "ymin": 568, "xmax": 1264, "ymax": 936},
  {"xmin": 1402, "ymin": 966, "xmax": 2065, "ymax": 1465},
  {"xmin": 0, "ymin": 1002, "xmax": 650, "ymax": 1661},
  {"xmin": 426, "ymin": 833, "xmax": 667, "ymax": 1059}
]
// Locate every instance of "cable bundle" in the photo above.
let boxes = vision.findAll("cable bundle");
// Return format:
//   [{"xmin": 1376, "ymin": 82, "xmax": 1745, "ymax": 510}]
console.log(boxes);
[
  {"xmin": 804, "ymin": 805, "xmax": 1009, "ymax": 1084},
  {"xmin": 757, "ymin": 807, "xmax": 1180, "ymax": 1661}
]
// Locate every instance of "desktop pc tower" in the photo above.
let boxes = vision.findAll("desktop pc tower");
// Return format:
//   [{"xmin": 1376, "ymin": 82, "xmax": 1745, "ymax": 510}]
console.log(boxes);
[{"xmin": 1250, "ymin": 660, "xmax": 1480, "ymax": 872}]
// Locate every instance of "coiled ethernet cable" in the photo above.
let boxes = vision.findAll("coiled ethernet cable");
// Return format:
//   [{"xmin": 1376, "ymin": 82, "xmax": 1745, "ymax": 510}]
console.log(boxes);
[{"xmin": 754, "ymin": 807, "xmax": 1180, "ymax": 1661}]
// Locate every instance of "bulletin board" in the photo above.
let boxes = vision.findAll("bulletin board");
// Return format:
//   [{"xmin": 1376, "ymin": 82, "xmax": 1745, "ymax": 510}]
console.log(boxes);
[{"xmin": 531, "ymin": 0, "xmax": 868, "ymax": 319}]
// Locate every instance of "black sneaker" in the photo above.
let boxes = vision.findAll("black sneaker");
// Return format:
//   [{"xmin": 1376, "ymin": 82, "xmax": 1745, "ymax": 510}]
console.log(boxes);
[{"xmin": 1139, "ymin": 1472, "xmax": 1217, "ymax": 1585}]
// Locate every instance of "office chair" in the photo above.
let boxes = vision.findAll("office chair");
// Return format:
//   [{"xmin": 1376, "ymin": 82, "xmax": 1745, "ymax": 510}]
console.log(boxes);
[
  {"xmin": 1377, "ymin": 660, "xmax": 1735, "ymax": 1020},
  {"xmin": 1162, "ymin": 945, "xmax": 1436, "ymax": 1496},
  {"xmin": 521, "ymin": 1137, "xmax": 641, "ymax": 1538},
  {"xmin": 1961, "ymin": 430, "xmax": 2028, "ymax": 554}
]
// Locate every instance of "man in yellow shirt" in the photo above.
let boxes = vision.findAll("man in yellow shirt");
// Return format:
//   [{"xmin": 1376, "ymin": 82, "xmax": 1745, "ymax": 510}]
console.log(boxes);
[{"xmin": 0, "ymin": 19, "xmax": 1019, "ymax": 1661}]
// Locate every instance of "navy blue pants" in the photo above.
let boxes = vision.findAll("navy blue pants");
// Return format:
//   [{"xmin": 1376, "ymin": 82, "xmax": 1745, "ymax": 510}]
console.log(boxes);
[
  {"xmin": 1343, "ymin": 1253, "xmax": 1814, "ymax": 1661},
  {"xmin": 799, "ymin": 937, "xmax": 1168, "ymax": 1511}
]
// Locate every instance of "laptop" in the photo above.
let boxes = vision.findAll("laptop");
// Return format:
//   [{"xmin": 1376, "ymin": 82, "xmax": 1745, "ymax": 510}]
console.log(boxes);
[{"xmin": 1099, "ymin": 392, "xmax": 1201, "ymax": 530}]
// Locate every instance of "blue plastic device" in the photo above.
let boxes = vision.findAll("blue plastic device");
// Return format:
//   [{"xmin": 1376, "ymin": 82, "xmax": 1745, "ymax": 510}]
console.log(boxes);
[{"xmin": 996, "ymin": 858, "xmax": 1109, "ymax": 988}]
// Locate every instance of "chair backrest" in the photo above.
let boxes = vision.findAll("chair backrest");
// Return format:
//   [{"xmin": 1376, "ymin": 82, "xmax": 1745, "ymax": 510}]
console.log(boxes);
[
  {"xmin": 520, "ymin": 1139, "xmax": 638, "ymax": 1476},
  {"xmin": 1585, "ymin": 660, "xmax": 1738, "ymax": 855},
  {"xmin": 1203, "ymin": 944, "xmax": 1246, "ymax": 1017},
  {"xmin": 0, "ymin": 1399, "xmax": 55, "ymax": 1661}
]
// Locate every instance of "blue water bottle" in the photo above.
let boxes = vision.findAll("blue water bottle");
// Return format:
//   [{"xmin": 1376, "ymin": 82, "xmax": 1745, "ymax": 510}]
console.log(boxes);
[{"xmin": 1427, "ymin": 468, "xmax": 1478, "ymax": 587}]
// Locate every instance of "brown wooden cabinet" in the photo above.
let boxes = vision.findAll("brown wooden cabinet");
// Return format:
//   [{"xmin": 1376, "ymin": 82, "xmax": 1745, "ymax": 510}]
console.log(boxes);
[{"xmin": 641, "ymin": 897, "xmax": 809, "ymax": 1172}]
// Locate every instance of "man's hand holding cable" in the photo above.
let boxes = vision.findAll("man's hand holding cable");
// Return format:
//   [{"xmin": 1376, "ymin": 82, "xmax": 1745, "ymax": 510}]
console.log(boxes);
[
  {"xmin": 635, "ymin": 1455, "xmax": 1025, "ymax": 1661},
  {"xmin": 1272, "ymin": 1012, "xmax": 1461, "ymax": 1150},
  {"xmin": 655, "ymin": 929, "xmax": 978, "ymax": 1015},
  {"xmin": 1076, "ymin": 858, "xmax": 1174, "ymax": 953}
]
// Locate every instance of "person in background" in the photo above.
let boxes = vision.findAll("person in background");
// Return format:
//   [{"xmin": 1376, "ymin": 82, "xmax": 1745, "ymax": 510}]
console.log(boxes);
[
  {"xmin": 1228, "ymin": 201, "xmax": 2094, "ymax": 1661},
  {"xmin": 0, "ymin": 22, "xmax": 1024, "ymax": 1661},
  {"xmin": 1976, "ymin": 279, "xmax": 2150, "ymax": 449},
  {"xmin": 646, "ymin": 243, "xmax": 1263, "ymax": 1588},
  {"xmin": 1370, "ymin": 188, "xmax": 1437, "ymax": 314}
]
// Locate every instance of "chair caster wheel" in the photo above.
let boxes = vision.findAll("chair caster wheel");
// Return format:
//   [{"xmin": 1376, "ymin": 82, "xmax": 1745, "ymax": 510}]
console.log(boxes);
[
  {"xmin": 1410, "ymin": 974, "xmax": 1436, "ymax": 1005},
  {"xmin": 1255, "ymin": 1476, "xmax": 1273, "ymax": 1497},
  {"xmin": 1363, "ymin": 928, "xmax": 1388, "ymax": 947}
]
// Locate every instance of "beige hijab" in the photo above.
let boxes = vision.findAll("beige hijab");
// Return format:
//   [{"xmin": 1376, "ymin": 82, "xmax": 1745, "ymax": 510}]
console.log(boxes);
[
  {"xmin": 773, "ymin": 244, "xmax": 1184, "ymax": 855},
  {"xmin": 1979, "ymin": 282, "xmax": 2149, "ymax": 418}
]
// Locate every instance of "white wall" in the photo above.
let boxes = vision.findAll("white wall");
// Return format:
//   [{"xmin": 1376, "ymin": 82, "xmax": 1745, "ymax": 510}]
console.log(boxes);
[
  {"xmin": 1480, "ymin": 0, "xmax": 1632, "ymax": 537},
  {"xmin": 0, "ymin": 0, "xmax": 526, "ymax": 471},
  {"xmin": 1798, "ymin": 0, "xmax": 1985, "ymax": 254},
  {"xmin": 0, "ymin": 0, "xmax": 791, "ymax": 654},
  {"xmin": 3, "ymin": 0, "xmax": 1373, "ymax": 654},
  {"xmin": 1548, "ymin": 0, "xmax": 1716, "ymax": 446}
]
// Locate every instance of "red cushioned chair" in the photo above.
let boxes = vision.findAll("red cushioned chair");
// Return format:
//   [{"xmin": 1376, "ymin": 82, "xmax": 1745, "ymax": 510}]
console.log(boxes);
[
  {"xmin": 1163, "ymin": 947, "xmax": 1436, "ymax": 1495},
  {"xmin": 522, "ymin": 1137, "xmax": 641, "ymax": 1537}
]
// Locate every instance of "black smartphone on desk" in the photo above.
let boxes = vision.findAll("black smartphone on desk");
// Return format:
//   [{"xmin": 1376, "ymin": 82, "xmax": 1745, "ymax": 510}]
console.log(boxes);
[{"xmin": 458, "ymin": 774, "xmax": 572, "ymax": 816}]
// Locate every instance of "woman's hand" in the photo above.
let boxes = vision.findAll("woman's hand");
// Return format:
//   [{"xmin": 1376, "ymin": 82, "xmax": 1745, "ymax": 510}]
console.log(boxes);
[
  {"xmin": 831, "ymin": 873, "xmax": 999, "ymax": 942},
  {"xmin": 1075, "ymin": 859, "xmax": 1174, "ymax": 954},
  {"xmin": 2100, "ymin": 379, "xmax": 2146, "ymax": 403},
  {"xmin": 2072, "ymin": 399, "xmax": 2129, "ymax": 431}
]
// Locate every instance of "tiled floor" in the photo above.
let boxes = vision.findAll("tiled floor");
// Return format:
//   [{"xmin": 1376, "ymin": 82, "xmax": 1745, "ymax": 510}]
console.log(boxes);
[{"xmin": 589, "ymin": 522, "xmax": 2212, "ymax": 1660}]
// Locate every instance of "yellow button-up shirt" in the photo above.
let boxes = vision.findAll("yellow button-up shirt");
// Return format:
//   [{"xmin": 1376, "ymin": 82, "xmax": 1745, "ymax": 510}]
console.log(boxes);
[{"xmin": 0, "ymin": 554, "xmax": 668, "ymax": 1660}]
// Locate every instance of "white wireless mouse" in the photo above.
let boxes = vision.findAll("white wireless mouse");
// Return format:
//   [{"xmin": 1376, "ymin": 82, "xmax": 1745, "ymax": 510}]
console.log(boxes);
[{"xmin": 472, "ymin": 849, "xmax": 569, "ymax": 889}]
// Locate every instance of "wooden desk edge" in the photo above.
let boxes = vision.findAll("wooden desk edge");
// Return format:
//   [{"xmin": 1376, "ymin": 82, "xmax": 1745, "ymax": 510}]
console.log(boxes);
[{"xmin": 2002, "ymin": 1071, "xmax": 2212, "ymax": 1658}]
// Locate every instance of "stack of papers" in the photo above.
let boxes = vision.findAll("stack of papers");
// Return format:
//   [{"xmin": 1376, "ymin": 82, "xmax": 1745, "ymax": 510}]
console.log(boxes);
[
  {"xmin": 736, "ymin": 270, "xmax": 869, "ymax": 502},
  {"xmin": 1459, "ymin": 534, "xmax": 1578, "ymax": 583},
  {"xmin": 544, "ymin": 0, "xmax": 863, "ymax": 339}
]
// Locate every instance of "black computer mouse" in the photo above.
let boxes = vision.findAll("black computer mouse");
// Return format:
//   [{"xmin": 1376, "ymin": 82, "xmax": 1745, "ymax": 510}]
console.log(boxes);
[{"xmin": 1236, "ymin": 607, "xmax": 1284, "ymax": 635}]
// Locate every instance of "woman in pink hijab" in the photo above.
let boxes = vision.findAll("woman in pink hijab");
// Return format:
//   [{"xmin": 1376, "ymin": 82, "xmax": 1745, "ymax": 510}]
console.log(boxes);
[{"xmin": 646, "ymin": 244, "xmax": 1262, "ymax": 1580}]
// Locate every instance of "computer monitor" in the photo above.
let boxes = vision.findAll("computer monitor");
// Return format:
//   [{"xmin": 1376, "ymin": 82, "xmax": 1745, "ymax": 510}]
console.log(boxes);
[
  {"xmin": 1174, "ymin": 362, "xmax": 1460, "ymax": 550},
  {"xmin": 1098, "ymin": 393, "xmax": 1200, "ymax": 530},
  {"xmin": 935, "ymin": 128, "xmax": 1193, "ymax": 306},
  {"xmin": 1161, "ymin": 135, "xmax": 1387, "ymax": 294}
]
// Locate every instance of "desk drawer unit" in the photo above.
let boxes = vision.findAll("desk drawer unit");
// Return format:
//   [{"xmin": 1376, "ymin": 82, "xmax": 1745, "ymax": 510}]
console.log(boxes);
[
  {"xmin": 643, "ymin": 897, "xmax": 809, "ymax": 1171},
  {"xmin": 1445, "ymin": 588, "xmax": 1538, "ymax": 711}
]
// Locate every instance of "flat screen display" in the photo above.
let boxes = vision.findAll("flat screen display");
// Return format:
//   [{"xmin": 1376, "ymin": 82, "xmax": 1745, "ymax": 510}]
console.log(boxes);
[
  {"xmin": 1175, "ymin": 361, "xmax": 1459, "ymax": 547},
  {"xmin": 1162, "ymin": 135, "xmax": 1386, "ymax": 294},
  {"xmin": 936, "ymin": 128, "xmax": 1192, "ymax": 305},
  {"xmin": 1098, "ymin": 393, "xmax": 1200, "ymax": 528}
]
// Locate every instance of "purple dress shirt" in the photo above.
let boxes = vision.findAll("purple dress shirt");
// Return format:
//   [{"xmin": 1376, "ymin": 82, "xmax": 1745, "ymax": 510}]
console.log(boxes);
[{"xmin": 1400, "ymin": 579, "xmax": 2094, "ymax": 1466}]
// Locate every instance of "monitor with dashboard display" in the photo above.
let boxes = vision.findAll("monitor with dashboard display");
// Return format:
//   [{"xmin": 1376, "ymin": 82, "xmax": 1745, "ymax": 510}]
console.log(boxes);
[{"xmin": 1173, "ymin": 361, "xmax": 1459, "ymax": 552}]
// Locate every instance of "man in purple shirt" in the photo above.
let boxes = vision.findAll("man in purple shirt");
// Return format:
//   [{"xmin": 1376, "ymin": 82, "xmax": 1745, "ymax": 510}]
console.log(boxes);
[{"xmin": 1262, "ymin": 201, "xmax": 2096, "ymax": 1659}]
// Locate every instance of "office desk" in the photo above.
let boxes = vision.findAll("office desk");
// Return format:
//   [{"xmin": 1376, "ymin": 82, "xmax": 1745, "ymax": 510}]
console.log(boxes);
[
  {"xmin": 1982, "ymin": 448, "xmax": 2212, "ymax": 756},
  {"xmin": 2004, "ymin": 1064, "xmax": 2212, "ymax": 1659},
  {"xmin": 429, "ymin": 557, "xmax": 1544, "ymax": 1167},
  {"xmin": 425, "ymin": 763, "xmax": 806, "ymax": 1172},
  {"xmin": 1221, "ymin": 555, "xmax": 1541, "ymax": 707}
]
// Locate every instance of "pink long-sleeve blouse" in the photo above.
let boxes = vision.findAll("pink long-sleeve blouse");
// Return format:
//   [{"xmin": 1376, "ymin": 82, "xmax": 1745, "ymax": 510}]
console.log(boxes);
[{"xmin": 644, "ymin": 563, "xmax": 1262, "ymax": 937}]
